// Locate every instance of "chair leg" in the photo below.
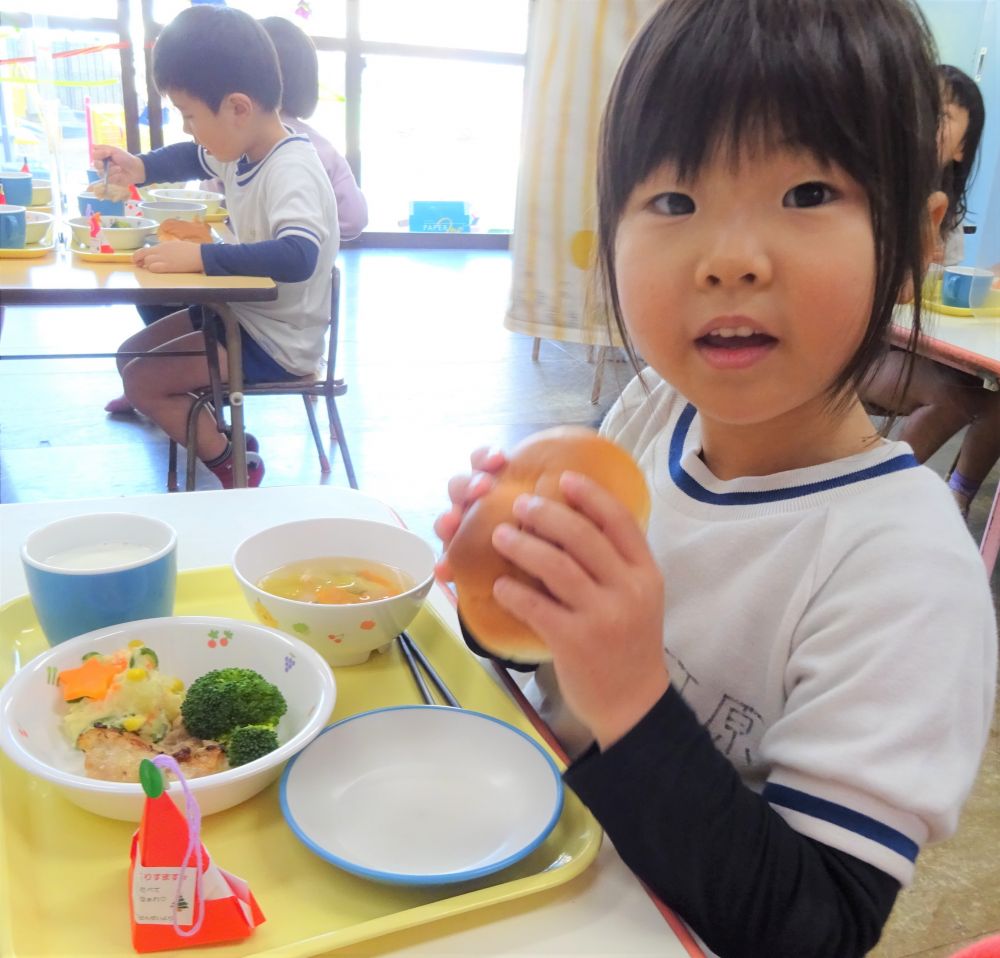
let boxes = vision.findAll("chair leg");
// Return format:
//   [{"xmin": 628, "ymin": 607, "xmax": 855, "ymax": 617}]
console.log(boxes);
[
  {"xmin": 167, "ymin": 440, "xmax": 179, "ymax": 492},
  {"xmin": 532, "ymin": 337, "xmax": 541, "ymax": 361},
  {"xmin": 303, "ymin": 395, "xmax": 331, "ymax": 473},
  {"xmin": 327, "ymin": 395, "xmax": 358, "ymax": 489},
  {"xmin": 185, "ymin": 394, "xmax": 213, "ymax": 491},
  {"xmin": 591, "ymin": 346, "xmax": 608, "ymax": 404}
]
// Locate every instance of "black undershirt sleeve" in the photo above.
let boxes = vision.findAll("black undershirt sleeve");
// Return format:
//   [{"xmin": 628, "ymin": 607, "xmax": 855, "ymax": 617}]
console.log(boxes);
[
  {"xmin": 458, "ymin": 618, "xmax": 899, "ymax": 958},
  {"xmin": 564, "ymin": 687, "xmax": 900, "ymax": 958}
]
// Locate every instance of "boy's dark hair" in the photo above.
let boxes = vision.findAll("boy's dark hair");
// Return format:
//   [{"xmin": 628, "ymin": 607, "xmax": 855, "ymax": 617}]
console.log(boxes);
[
  {"xmin": 260, "ymin": 16, "xmax": 319, "ymax": 120},
  {"xmin": 596, "ymin": 0, "xmax": 941, "ymax": 408},
  {"xmin": 153, "ymin": 5, "xmax": 281, "ymax": 113},
  {"xmin": 939, "ymin": 65, "xmax": 985, "ymax": 238}
]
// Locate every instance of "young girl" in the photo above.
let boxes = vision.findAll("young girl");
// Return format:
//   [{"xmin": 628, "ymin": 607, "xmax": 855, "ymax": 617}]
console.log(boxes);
[
  {"xmin": 436, "ymin": 1, "xmax": 997, "ymax": 955},
  {"xmin": 860, "ymin": 65, "xmax": 997, "ymax": 517}
]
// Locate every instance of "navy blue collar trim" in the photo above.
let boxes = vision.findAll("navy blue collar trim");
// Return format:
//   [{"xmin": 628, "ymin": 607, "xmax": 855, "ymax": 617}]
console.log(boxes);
[
  {"xmin": 236, "ymin": 134, "xmax": 310, "ymax": 186},
  {"xmin": 669, "ymin": 403, "xmax": 919, "ymax": 506}
]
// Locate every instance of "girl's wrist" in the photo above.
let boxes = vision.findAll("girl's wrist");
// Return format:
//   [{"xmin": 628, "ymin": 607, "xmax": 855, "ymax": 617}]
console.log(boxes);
[{"xmin": 593, "ymin": 667, "xmax": 671, "ymax": 751}]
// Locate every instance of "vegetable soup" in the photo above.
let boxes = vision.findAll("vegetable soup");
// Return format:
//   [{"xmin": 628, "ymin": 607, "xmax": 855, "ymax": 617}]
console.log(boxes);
[{"xmin": 258, "ymin": 557, "xmax": 414, "ymax": 605}]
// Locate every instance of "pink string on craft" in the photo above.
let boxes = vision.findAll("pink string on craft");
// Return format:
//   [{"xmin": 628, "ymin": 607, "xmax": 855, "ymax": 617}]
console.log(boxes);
[{"xmin": 151, "ymin": 754, "xmax": 206, "ymax": 936}]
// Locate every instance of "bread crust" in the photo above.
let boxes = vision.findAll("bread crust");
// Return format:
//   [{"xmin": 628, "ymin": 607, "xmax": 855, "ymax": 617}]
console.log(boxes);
[
  {"xmin": 157, "ymin": 218, "xmax": 212, "ymax": 244},
  {"xmin": 448, "ymin": 427, "xmax": 650, "ymax": 663}
]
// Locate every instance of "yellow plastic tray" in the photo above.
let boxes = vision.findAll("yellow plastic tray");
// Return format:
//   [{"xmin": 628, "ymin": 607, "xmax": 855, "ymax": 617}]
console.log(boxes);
[
  {"xmin": 922, "ymin": 296, "xmax": 1000, "ymax": 319},
  {"xmin": 70, "ymin": 243, "xmax": 137, "ymax": 263},
  {"xmin": 0, "ymin": 239, "xmax": 56, "ymax": 259},
  {"xmin": 0, "ymin": 567, "xmax": 602, "ymax": 957}
]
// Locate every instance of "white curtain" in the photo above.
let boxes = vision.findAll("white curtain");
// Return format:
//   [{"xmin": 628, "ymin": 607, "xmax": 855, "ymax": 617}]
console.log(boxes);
[{"xmin": 505, "ymin": 0, "xmax": 660, "ymax": 346}]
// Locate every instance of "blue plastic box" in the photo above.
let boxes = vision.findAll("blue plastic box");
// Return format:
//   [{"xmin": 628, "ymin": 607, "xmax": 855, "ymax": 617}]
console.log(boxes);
[{"xmin": 408, "ymin": 200, "xmax": 471, "ymax": 233}]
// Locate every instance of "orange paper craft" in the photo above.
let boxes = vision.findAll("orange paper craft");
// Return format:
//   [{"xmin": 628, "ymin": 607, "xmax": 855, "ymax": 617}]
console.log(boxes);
[{"xmin": 129, "ymin": 759, "xmax": 264, "ymax": 953}]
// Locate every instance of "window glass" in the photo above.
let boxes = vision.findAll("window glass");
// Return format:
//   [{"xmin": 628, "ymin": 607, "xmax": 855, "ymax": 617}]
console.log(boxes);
[
  {"xmin": 152, "ymin": 1, "xmax": 346, "ymax": 37},
  {"xmin": 0, "ymin": 23, "xmax": 121, "ymax": 201},
  {"xmin": 360, "ymin": 0, "xmax": 528, "ymax": 53},
  {"xmin": 360, "ymin": 55, "xmax": 522, "ymax": 232},
  {"xmin": 0, "ymin": 1, "xmax": 117, "ymax": 16}
]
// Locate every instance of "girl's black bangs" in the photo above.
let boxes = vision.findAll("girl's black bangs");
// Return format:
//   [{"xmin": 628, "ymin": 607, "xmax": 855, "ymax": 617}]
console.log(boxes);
[{"xmin": 615, "ymin": 3, "xmax": 883, "ymax": 195}]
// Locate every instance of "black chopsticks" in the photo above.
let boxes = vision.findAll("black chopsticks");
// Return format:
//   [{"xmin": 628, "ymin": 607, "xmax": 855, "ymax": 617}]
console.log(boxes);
[{"xmin": 398, "ymin": 631, "xmax": 460, "ymax": 708}]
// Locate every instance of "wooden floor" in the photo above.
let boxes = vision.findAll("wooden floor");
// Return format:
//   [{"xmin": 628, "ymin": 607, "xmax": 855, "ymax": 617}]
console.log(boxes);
[{"xmin": 1, "ymin": 247, "xmax": 997, "ymax": 956}]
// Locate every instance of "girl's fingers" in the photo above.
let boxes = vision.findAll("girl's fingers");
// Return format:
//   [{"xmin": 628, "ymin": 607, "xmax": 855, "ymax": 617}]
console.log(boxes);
[
  {"xmin": 492, "ymin": 573, "xmax": 575, "ymax": 643},
  {"xmin": 558, "ymin": 471, "xmax": 652, "ymax": 567},
  {"xmin": 492, "ymin": 520, "xmax": 598, "ymax": 608},
  {"xmin": 469, "ymin": 445, "xmax": 506, "ymax": 473}
]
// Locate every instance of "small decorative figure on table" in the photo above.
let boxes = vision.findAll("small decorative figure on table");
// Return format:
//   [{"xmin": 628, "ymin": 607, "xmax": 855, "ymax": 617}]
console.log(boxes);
[
  {"xmin": 20, "ymin": 156, "xmax": 30, "ymax": 173},
  {"xmin": 129, "ymin": 756, "xmax": 264, "ymax": 953},
  {"xmin": 125, "ymin": 184, "xmax": 143, "ymax": 219},
  {"xmin": 89, "ymin": 211, "xmax": 116, "ymax": 254}
]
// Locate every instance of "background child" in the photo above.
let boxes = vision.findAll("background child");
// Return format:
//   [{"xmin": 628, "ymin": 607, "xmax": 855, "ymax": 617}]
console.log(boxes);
[
  {"xmin": 105, "ymin": 13, "xmax": 364, "ymax": 414},
  {"xmin": 436, "ymin": 1, "xmax": 997, "ymax": 955},
  {"xmin": 260, "ymin": 16, "xmax": 367, "ymax": 242},
  {"xmin": 860, "ymin": 65, "xmax": 997, "ymax": 517},
  {"xmin": 95, "ymin": 4, "xmax": 338, "ymax": 487}
]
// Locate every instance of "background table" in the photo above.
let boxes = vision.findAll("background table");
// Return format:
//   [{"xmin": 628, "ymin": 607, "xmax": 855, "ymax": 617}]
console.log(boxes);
[
  {"xmin": 891, "ymin": 305, "xmax": 1000, "ymax": 576},
  {"xmin": 0, "ymin": 486, "xmax": 703, "ymax": 958},
  {"xmin": 0, "ymin": 239, "xmax": 276, "ymax": 487}
]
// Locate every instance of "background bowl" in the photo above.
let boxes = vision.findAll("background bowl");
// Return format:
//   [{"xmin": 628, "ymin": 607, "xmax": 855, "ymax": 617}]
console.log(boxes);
[
  {"xmin": 67, "ymin": 215, "xmax": 158, "ymax": 251},
  {"xmin": 148, "ymin": 187, "xmax": 224, "ymax": 214},
  {"xmin": 24, "ymin": 210, "xmax": 53, "ymax": 245},
  {"xmin": 136, "ymin": 180, "xmax": 188, "ymax": 199},
  {"xmin": 281, "ymin": 706, "xmax": 564, "ymax": 884},
  {"xmin": 138, "ymin": 200, "xmax": 208, "ymax": 223},
  {"xmin": 77, "ymin": 191, "xmax": 125, "ymax": 217},
  {"xmin": 30, "ymin": 178, "xmax": 52, "ymax": 206},
  {"xmin": 232, "ymin": 518, "xmax": 436, "ymax": 667},
  {"xmin": 0, "ymin": 615, "xmax": 336, "ymax": 821}
]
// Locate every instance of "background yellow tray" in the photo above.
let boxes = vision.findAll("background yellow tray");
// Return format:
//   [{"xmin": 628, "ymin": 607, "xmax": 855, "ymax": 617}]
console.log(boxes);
[
  {"xmin": 0, "ymin": 239, "xmax": 56, "ymax": 259},
  {"xmin": 70, "ymin": 243, "xmax": 136, "ymax": 263},
  {"xmin": 923, "ymin": 296, "xmax": 1000, "ymax": 319},
  {"xmin": 0, "ymin": 567, "xmax": 602, "ymax": 958}
]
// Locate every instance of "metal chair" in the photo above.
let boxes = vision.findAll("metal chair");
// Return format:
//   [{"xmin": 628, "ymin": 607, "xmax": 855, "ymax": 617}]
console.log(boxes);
[{"xmin": 167, "ymin": 267, "xmax": 357, "ymax": 491}]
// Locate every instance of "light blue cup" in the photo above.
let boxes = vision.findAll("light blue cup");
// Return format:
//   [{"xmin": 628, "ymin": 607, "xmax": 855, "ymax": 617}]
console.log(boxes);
[
  {"xmin": 77, "ymin": 191, "xmax": 125, "ymax": 216},
  {"xmin": 0, "ymin": 205, "xmax": 26, "ymax": 249},
  {"xmin": 21, "ymin": 514, "xmax": 177, "ymax": 645},
  {"xmin": 0, "ymin": 171, "xmax": 32, "ymax": 206},
  {"xmin": 941, "ymin": 266, "xmax": 993, "ymax": 310}
]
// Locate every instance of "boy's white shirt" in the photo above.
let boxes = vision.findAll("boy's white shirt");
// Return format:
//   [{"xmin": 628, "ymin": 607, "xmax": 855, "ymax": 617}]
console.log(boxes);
[
  {"xmin": 198, "ymin": 131, "xmax": 339, "ymax": 375},
  {"xmin": 528, "ymin": 369, "xmax": 997, "ymax": 885}
]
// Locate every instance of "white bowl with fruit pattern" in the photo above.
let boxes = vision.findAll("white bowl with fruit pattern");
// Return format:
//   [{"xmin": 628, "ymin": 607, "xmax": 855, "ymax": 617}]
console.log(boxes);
[
  {"xmin": 232, "ymin": 518, "xmax": 436, "ymax": 668},
  {"xmin": 0, "ymin": 615, "xmax": 335, "ymax": 821}
]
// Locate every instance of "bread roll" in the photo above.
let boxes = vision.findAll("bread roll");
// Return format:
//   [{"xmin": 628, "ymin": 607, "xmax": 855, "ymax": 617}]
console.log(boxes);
[
  {"xmin": 448, "ymin": 427, "xmax": 650, "ymax": 663},
  {"xmin": 157, "ymin": 219, "xmax": 212, "ymax": 244}
]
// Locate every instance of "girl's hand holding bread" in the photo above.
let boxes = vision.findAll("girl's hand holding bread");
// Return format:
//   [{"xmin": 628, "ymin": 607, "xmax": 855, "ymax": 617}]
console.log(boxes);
[{"xmin": 443, "ymin": 428, "xmax": 670, "ymax": 750}]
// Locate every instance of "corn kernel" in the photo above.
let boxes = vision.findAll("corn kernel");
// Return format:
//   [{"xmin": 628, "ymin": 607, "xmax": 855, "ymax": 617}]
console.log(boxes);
[
  {"xmin": 126, "ymin": 667, "xmax": 147, "ymax": 682},
  {"xmin": 128, "ymin": 639, "xmax": 144, "ymax": 649},
  {"xmin": 170, "ymin": 678, "xmax": 185, "ymax": 693},
  {"xmin": 122, "ymin": 715, "xmax": 145, "ymax": 732}
]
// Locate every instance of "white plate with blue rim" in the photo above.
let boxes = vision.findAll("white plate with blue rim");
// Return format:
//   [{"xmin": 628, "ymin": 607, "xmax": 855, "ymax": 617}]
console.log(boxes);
[{"xmin": 279, "ymin": 705, "xmax": 564, "ymax": 884}]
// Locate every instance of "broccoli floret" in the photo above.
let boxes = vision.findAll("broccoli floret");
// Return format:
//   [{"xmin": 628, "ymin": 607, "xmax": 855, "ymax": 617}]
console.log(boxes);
[
  {"xmin": 223, "ymin": 724, "xmax": 280, "ymax": 767},
  {"xmin": 180, "ymin": 668, "xmax": 287, "ymax": 740}
]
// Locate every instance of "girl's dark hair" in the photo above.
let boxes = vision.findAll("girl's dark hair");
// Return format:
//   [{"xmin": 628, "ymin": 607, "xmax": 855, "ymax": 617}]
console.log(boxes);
[
  {"xmin": 260, "ymin": 16, "xmax": 320, "ymax": 120},
  {"xmin": 596, "ymin": 0, "xmax": 941, "ymax": 407},
  {"xmin": 153, "ymin": 5, "xmax": 281, "ymax": 113},
  {"xmin": 938, "ymin": 64, "xmax": 985, "ymax": 237}
]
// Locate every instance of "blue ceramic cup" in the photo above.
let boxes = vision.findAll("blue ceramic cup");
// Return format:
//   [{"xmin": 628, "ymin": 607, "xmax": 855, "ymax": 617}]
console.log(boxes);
[
  {"xmin": 941, "ymin": 267, "xmax": 994, "ymax": 310},
  {"xmin": 21, "ymin": 514, "xmax": 177, "ymax": 645},
  {"xmin": 77, "ymin": 191, "xmax": 125, "ymax": 216},
  {"xmin": 0, "ymin": 171, "xmax": 33, "ymax": 206},
  {"xmin": 0, "ymin": 205, "xmax": 26, "ymax": 249}
]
